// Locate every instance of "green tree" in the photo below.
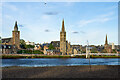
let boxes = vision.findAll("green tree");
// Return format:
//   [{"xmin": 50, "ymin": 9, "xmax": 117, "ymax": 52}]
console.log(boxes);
[
  {"xmin": 25, "ymin": 45, "xmax": 35, "ymax": 49},
  {"xmin": 48, "ymin": 44, "xmax": 55, "ymax": 50},
  {"xmin": 17, "ymin": 50, "xmax": 44, "ymax": 54},
  {"xmin": 20, "ymin": 39, "xmax": 26, "ymax": 49},
  {"xmin": 112, "ymin": 49, "xmax": 116, "ymax": 53},
  {"xmin": 20, "ymin": 39, "xmax": 26, "ymax": 45},
  {"xmin": 0, "ymin": 36, "xmax": 1, "ymax": 43}
]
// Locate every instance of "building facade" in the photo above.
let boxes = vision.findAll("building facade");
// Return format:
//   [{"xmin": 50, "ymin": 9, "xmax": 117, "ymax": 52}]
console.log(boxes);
[
  {"xmin": 51, "ymin": 19, "xmax": 78, "ymax": 55},
  {"xmin": 104, "ymin": 34, "xmax": 112, "ymax": 53},
  {"xmin": 60, "ymin": 19, "xmax": 67, "ymax": 55},
  {"xmin": 26, "ymin": 41, "xmax": 35, "ymax": 45},
  {"xmin": 2, "ymin": 21, "xmax": 20, "ymax": 54},
  {"xmin": 104, "ymin": 34, "xmax": 108, "ymax": 48}
]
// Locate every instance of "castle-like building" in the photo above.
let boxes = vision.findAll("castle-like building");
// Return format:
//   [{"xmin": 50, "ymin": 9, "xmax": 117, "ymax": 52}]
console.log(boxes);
[{"xmin": 2, "ymin": 21, "xmax": 20, "ymax": 53}]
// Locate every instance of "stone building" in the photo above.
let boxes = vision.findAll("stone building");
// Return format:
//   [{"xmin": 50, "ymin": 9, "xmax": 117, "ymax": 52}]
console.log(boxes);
[
  {"xmin": 2, "ymin": 21, "xmax": 20, "ymax": 54},
  {"xmin": 104, "ymin": 34, "xmax": 108, "ymax": 48},
  {"xmin": 51, "ymin": 41, "xmax": 60, "ymax": 50},
  {"xmin": 46, "ymin": 19, "xmax": 82, "ymax": 55},
  {"xmin": 44, "ymin": 46, "xmax": 48, "ymax": 55},
  {"xmin": 104, "ymin": 34, "xmax": 112, "ymax": 53},
  {"xmin": 34, "ymin": 44, "xmax": 42, "ymax": 50},
  {"xmin": 60, "ymin": 19, "xmax": 67, "ymax": 55},
  {"xmin": 71, "ymin": 45, "xmax": 82, "ymax": 54},
  {"xmin": 67, "ymin": 42, "xmax": 72, "ymax": 55},
  {"xmin": 49, "ymin": 19, "xmax": 73, "ymax": 55}
]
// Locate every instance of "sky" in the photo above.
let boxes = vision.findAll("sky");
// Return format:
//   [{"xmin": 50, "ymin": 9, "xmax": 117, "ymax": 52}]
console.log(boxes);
[{"xmin": 1, "ymin": 2, "xmax": 118, "ymax": 45}]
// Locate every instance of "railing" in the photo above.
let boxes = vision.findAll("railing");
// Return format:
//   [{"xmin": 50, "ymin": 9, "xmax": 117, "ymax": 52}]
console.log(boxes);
[
  {"xmin": 73, "ymin": 53, "xmax": 119, "ymax": 56},
  {"xmin": 1, "ymin": 53, "xmax": 120, "ymax": 56}
]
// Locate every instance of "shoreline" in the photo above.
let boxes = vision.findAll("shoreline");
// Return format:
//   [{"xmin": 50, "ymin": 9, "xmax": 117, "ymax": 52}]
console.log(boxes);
[
  {"xmin": 2, "ymin": 65, "xmax": 120, "ymax": 78},
  {"xmin": 2, "ymin": 65, "xmax": 119, "ymax": 68},
  {"xmin": 2, "ymin": 57, "xmax": 120, "ymax": 59},
  {"xmin": 1, "ymin": 55, "xmax": 120, "ymax": 59}
]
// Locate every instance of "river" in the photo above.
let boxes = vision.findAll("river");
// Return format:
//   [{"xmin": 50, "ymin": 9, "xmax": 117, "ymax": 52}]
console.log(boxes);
[{"xmin": 1, "ymin": 58, "xmax": 119, "ymax": 67}]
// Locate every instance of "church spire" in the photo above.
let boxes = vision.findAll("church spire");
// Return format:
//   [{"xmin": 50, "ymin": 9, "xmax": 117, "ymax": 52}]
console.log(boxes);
[
  {"xmin": 62, "ymin": 19, "xmax": 65, "ymax": 32},
  {"xmin": 14, "ymin": 21, "xmax": 18, "ymax": 31},
  {"xmin": 105, "ymin": 34, "xmax": 108, "ymax": 45}
]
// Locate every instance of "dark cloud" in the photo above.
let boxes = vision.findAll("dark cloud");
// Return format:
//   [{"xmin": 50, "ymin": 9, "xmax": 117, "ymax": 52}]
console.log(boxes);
[
  {"xmin": 72, "ymin": 31, "xmax": 85, "ymax": 34},
  {"xmin": 45, "ymin": 29, "xmax": 50, "ymax": 32},
  {"xmin": 44, "ymin": 12, "xmax": 58, "ymax": 15},
  {"xmin": 72, "ymin": 31, "xmax": 79, "ymax": 34}
]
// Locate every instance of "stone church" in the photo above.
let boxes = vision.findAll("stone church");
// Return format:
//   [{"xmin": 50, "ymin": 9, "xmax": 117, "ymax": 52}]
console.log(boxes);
[
  {"xmin": 104, "ymin": 34, "xmax": 112, "ymax": 53},
  {"xmin": 2, "ymin": 21, "xmax": 20, "ymax": 54},
  {"xmin": 51, "ymin": 19, "xmax": 73, "ymax": 55}
]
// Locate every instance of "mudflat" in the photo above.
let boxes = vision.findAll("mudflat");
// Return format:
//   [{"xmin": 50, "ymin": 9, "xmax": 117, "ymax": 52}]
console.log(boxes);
[{"xmin": 2, "ymin": 65, "xmax": 120, "ymax": 78}]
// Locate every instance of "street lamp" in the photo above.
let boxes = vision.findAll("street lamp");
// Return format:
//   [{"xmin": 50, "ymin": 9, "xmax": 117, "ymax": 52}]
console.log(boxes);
[
  {"xmin": 4, "ymin": 42, "xmax": 6, "ymax": 54},
  {"xmin": 86, "ymin": 40, "xmax": 91, "ymax": 70}
]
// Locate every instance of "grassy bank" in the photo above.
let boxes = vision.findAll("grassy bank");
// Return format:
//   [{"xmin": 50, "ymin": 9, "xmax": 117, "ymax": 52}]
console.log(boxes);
[{"xmin": 1, "ymin": 55, "xmax": 120, "ymax": 59}]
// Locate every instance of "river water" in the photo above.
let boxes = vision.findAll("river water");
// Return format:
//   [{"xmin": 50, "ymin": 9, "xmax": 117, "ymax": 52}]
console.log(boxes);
[{"xmin": 1, "ymin": 58, "xmax": 120, "ymax": 67}]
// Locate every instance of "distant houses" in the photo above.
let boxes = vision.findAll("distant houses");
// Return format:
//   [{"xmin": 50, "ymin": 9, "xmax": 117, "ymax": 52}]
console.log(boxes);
[{"xmin": 1, "ymin": 20, "xmax": 120, "ymax": 55}]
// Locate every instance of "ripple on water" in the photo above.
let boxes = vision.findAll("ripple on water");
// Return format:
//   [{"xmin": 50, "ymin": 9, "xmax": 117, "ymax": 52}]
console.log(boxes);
[{"xmin": 2, "ymin": 58, "xmax": 120, "ymax": 67}]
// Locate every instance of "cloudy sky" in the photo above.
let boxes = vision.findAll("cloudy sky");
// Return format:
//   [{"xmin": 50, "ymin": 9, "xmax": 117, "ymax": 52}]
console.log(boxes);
[{"xmin": 2, "ymin": 2, "xmax": 118, "ymax": 45}]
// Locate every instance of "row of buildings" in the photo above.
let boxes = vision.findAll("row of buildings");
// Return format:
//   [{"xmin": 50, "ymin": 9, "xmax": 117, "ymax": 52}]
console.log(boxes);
[{"xmin": 1, "ymin": 20, "xmax": 120, "ymax": 55}]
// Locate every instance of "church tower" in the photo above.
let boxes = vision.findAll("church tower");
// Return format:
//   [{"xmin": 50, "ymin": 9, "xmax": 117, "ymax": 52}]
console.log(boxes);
[
  {"xmin": 104, "ymin": 34, "xmax": 108, "ymax": 48},
  {"xmin": 60, "ymin": 19, "xmax": 66, "ymax": 55},
  {"xmin": 12, "ymin": 21, "xmax": 20, "ymax": 49}
]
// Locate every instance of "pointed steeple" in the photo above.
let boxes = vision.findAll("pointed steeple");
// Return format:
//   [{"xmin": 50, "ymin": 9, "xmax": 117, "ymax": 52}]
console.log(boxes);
[
  {"xmin": 61, "ymin": 19, "xmax": 65, "ymax": 32},
  {"xmin": 14, "ymin": 21, "xmax": 18, "ymax": 31},
  {"xmin": 105, "ymin": 34, "xmax": 108, "ymax": 45}
]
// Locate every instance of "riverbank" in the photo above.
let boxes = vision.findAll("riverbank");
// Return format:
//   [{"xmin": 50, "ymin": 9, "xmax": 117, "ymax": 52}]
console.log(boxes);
[
  {"xmin": 2, "ymin": 65, "xmax": 120, "ymax": 78},
  {"xmin": 1, "ymin": 54, "xmax": 120, "ymax": 59}
]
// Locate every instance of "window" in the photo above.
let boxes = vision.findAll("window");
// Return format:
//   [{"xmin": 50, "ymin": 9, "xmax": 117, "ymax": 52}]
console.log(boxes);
[
  {"xmin": 4, "ymin": 45, "xmax": 6, "ymax": 48},
  {"xmin": 8, "ymin": 46, "xmax": 11, "ymax": 48}
]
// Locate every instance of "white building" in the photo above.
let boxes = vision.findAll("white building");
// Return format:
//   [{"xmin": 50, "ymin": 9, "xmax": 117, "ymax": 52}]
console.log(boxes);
[
  {"xmin": 112, "ymin": 43, "xmax": 115, "ymax": 49},
  {"xmin": 109, "ymin": 43, "xmax": 115, "ymax": 49},
  {"xmin": 26, "ymin": 41, "xmax": 35, "ymax": 45},
  {"xmin": 74, "ymin": 49, "xmax": 78, "ymax": 54}
]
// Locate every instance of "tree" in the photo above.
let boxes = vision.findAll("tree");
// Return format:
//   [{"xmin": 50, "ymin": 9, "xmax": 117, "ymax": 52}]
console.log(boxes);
[
  {"xmin": 112, "ymin": 49, "xmax": 116, "ymax": 53},
  {"xmin": 48, "ymin": 44, "xmax": 55, "ymax": 50},
  {"xmin": 20, "ymin": 39, "xmax": 26, "ymax": 45},
  {"xmin": 20, "ymin": 39, "xmax": 26, "ymax": 49},
  {"xmin": 25, "ymin": 45, "xmax": 35, "ymax": 49},
  {"xmin": 0, "ymin": 36, "xmax": 1, "ymax": 43}
]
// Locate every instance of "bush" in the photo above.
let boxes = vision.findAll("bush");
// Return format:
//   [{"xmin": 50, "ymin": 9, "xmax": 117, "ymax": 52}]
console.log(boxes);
[
  {"xmin": 48, "ymin": 44, "xmax": 55, "ymax": 50},
  {"xmin": 17, "ymin": 50, "xmax": 43, "ymax": 54}
]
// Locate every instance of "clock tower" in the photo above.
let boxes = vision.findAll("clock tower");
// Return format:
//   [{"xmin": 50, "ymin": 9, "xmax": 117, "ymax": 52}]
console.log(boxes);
[{"xmin": 12, "ymin": 21, "xmax": 20, "ymax": 49}]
